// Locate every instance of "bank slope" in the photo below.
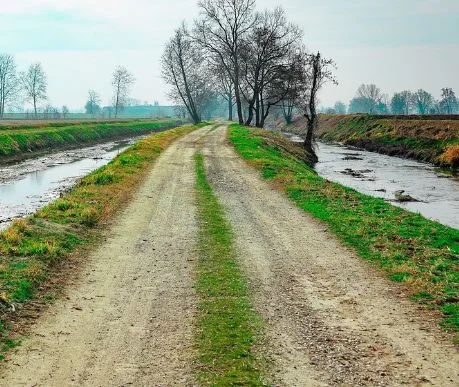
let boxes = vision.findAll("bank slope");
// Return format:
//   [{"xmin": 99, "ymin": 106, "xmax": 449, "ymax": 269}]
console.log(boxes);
[
  {"xmin": 0, "ymin": 124, "xmax": 200, "ymax": 360},
  {"xmin": 0, "ymin": 119, "xmax": 183, "ymax": 162},
  {"xmin": 229, "ymin": 124, "xmax": 459, "ymax": 337}
]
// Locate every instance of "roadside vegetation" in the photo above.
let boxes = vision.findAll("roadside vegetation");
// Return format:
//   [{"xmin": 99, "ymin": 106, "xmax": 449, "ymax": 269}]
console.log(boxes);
[
  {"xmin": 194, "ymin": 153, "xmax": 267, "ymax": 385},
  {"xmin": 0, "ymin": 119, "xmax": 183, "ymax": 161},
  {"xmin": 0, "ymin": 124, "xmax": 200, "ymax": 359},
  {"xmin": 317, "ymin": 115, "xmax": 459, "ymax": 168},
  {"xmin": 229, "ymin": 124, "xmax": 459, "ymax": 337}
]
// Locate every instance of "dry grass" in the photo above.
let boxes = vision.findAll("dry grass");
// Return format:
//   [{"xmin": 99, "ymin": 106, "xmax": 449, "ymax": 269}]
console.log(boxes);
[{"xmin": 439, "ymin": 145, "xmax": 459, "ymax": 167}]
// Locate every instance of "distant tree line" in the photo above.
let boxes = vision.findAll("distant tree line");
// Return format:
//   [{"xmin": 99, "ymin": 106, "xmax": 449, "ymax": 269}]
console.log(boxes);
[
  {"xmin": 161, "ymin": 0, "xmax": 336, "ymax": 162},
  {"xmin": 0, "ymin": 53, "xmax": 140, "ymax": 120},
  {"xmin": 323, "ymin": 84, "xmax": 459, "ymax": 115}
]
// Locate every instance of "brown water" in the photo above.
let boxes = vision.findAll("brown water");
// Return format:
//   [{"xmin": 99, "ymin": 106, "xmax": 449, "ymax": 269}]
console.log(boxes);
[
  {"xmin": 286, "ymin": 134, "xmax": 459, "ymax": 230},
  {"xmin": 0, "ymin": 138, "xmax": 141, "ymax": 230}
]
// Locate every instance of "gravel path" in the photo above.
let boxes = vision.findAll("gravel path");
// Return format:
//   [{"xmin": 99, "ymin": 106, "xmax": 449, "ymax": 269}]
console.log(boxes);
[
  {"xmin": 202, "ymin": 125, "xmax": 458, "ymax": 386},
  {"xmin": 1, "ymin": 125, "xmax": 457, "ymax": 386},
  {"xmin": 0, "ymin": 127, "xmax": 211, "ymax": 386}
]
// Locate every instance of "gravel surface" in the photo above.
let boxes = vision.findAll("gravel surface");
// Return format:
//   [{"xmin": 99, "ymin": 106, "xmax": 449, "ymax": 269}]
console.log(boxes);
[
  {"xmin": 0, "ymin": 127, "xmax": 211, "ymax": 386},
  {"xmin": 202, "ymin": 125, "xmax": 458, "ymax": 386},
  {"xmin": 0, "ymin": 125, "xmax": 457, "ymax": 386}
]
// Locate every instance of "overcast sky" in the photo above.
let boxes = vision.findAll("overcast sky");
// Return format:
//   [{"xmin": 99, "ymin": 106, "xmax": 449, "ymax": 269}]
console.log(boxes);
[{"xmin": 2, "ymin": 0, "xmax": 458, "ymax": 110}]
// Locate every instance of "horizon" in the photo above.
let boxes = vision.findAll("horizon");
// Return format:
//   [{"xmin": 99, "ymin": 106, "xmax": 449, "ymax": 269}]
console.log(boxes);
[{"xmin": 1, "ymin": 0, "xmax": 458, "ymax": 111}]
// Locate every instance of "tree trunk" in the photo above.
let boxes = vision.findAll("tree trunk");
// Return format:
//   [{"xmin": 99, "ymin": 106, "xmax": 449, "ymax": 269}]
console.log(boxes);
[
  {"xmin": 234, "ymin": 68, "xmax": 244, "ymax": 125},
  {"xmin": 33, "ymin": 96, "xmax": 37, "ymax": 119},
  {"xmin": 303, "ymin": 115, "xmax": 318, "ymax": 164},
  {"xmin": 228, "ymin": 96, "xmax": 233, "ymax": 121}
]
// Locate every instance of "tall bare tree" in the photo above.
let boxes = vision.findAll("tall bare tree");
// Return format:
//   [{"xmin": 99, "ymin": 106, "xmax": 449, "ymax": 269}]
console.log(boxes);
[
  {"xmin": 162, "ymin": 24, "xmax": 210, "ymax": 124},
  {"xmin": 212, "ymin": 61, "xmax": 235, "ymax": 121},
  {"xmin": 112, "ymin": 66, "xmax": 135, "ymax": 118},
  {"xmin": 21, "ymin": 63, "xmax": 47, "ymax": 119},
  {"xmin": 241, "ymin": 8, "xmax": 302, "ymax": 127},
  {"xmin": 0, "ymin": 54, "xmax": 21, "ymax": 119},
  {"xmin": 300, "ymin": 52, "xmax": 336, "ymax": 163},
  {"xmin": 194, "ymin": 0, "xmax": 256, "ymax": 124}
]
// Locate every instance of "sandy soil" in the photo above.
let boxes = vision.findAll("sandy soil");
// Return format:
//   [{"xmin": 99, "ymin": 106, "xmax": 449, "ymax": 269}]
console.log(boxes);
[
  {"xmin": 202, "ymin": 126, "xmax": 458, "ymax": 386},
  {"xmin": 0, "ymin": 127, "xmax": 211, "ymax": 386},
  {"xmin": 1, "ymin": 124, "xmax": 457, "ymax": 386}
]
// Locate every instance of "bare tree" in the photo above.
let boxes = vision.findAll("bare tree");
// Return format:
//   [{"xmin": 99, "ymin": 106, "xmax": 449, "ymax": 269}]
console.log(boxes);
[
  {"xmin": 412, "ymin": 89, "xmax": 433, "ymax": 115},
  {"xmin": 85, "ymin": 90, "xmax": 102, "ymax": 117},
  {"xmin": 20, "ymin": 63, "xmax": 47, "ymax": 119},
  {"xmin": 391, "ymin": 90, "xmax": 412, "ymax": 115},
  {"xmin": 162, "ymin": 24, "xmax": 210, "ymax": 124},
  {"xmin": 62, "ymin": 105, "xmax": 69, "ymax": 119},
  {"xmin": 112, "ymin": 66, "xmax": 135, "ymax": 118},
  {"xmin": 194, "ymin": 0, "xmax": 256, "ymax": 125},
  {"xmin": 212, "ymin": 61, "xmax": 235, "ymax": 121},
  {"xmin": 440, "ymin": 88, "xmax": 458, "ymax": 114},
  {"xmin": 300, "ymin": 52, "xmax": 336, "ymax": 163},
  {"xmin": 355, "ymin": 84, "xmax": 383, "ymax": 114},
  {"xmin": 0, "ymin": 54, "xmax": 21, "ymax": 119},
  {"xmin": 241, "ymin": 7, "xmax": 302, "ymax": 127}
]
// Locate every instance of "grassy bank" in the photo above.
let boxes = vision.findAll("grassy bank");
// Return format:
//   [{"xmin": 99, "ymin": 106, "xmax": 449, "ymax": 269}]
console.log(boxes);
[
  {"xmin": 316, "ymin": 115, "xmax": 459, "ymax": 168},
  {"xmin": 229, "ymin": 124, "xmax": 459, "ymax": 336},
  {"xmin": 0, "ymin": 119, "xmax": 183, "ymax": 162},
  {"xmin": 0, "ymin": 124, "xmax": 200, "ymax": 359},
  {"xmin": 194, "ymin": 153, "xmax": 266, "ymax": 385}
]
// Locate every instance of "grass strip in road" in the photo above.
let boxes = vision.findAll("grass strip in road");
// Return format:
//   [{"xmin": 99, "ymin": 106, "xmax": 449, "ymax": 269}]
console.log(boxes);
[
  {"xmin": 194, "ymin": 153, "xmax": 267, "ymax": 385},
  {"xmin": 0, "ymin": 124, "xmax": 203, "ymax": 360},
  {"xmin": 229, "ymin": 124, "xmax": 459, "ymax": 337},
  {"xmin": 0, "ymin": 119, "xmax": 183, "ymax": 160}
]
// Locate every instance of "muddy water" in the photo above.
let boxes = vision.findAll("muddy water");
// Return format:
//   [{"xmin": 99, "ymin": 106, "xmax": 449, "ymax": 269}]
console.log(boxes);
[
  {"xmin": 285, "ymin": 134, "xmax": 459, "ymax": 229},
  {"xmin": 0, "ymin": 138, "xmax": 140, "ymax": 230}
]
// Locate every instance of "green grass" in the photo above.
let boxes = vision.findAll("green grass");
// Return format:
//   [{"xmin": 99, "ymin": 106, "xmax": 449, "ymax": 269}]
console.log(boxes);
[
  {"xmin": 0, "ymin": 119, "xmax": 183, "ymax": 159},
  {"xmin": 0, "ymin": 124, "xmax": 201, "ymax": 359},
  {"xmin": 229, "ymin": 124, "xmax": 459, "ymax": 336},
  {"xmin": 194, "ymin": 153, "xmax": 267, "ymax": 386}
]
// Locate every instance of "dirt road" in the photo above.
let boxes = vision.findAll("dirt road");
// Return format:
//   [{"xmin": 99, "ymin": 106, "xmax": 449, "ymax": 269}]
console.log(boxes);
[
  {"xmin": 202, "ymin": 126, "xmax": 458, "ymax": 386},
  {"xmin": 1, "ymin": 125, "xmax": 457, "ymax": 386},
  {"xmin": 0, "ymin": 128, "xmax": 210, "ymax": 386}
]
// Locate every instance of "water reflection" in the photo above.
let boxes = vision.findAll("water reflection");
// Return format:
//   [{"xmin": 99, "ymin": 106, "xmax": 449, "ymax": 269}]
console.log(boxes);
[{"xmin": 0, "ymin": 138, "xmax": 139, "ymax": 229}]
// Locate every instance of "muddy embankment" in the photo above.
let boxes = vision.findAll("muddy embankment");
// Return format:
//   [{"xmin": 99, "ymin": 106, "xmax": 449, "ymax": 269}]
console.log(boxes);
[
  {"xmin": 276, "ymin": 114, "xmax": 459, "ymax": 168},
  {"xmin": 0, "ymin": 119, "xmax": 184, "ymax": 164}
]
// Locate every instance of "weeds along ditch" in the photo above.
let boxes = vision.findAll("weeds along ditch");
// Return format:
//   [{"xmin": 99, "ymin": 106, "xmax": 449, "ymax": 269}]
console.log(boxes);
[
  {"xmin": 316, "ymin": 115, "xmax": 459, "ymax": 169},
  {"xmin": 229, "ymin": 124, "xmax": 459, "ymax": 337},
  {"xmin": 0, "ymin": 124, "xmax": 201, "ymax": 359},
  {"xmin": 194, "ymin": 152, "xmax": 267, "ymax": 385},
  {"xmin": 0, "ymin": 119, "xmax": 184, "ymax": 161}
]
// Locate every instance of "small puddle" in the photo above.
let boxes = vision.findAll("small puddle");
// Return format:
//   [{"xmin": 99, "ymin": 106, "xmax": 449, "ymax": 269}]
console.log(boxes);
[
  {"xmin": 0, "ymin": 137, "xmax": 143, "ymax": 230},
  {"xmin": 284, "ymin": 133, "xmax": 459, "ymax": 229}
]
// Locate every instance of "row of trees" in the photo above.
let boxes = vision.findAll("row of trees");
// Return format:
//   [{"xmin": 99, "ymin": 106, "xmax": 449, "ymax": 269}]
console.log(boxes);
[
  {"xmin": 161, "ymin": 0, "xmax": 336, "ymax": 161},
  {"xmin": 339, "ymin": 84, "xmax": 459, "ymax": 115},
  {"xmin": 84, "ymin": 67, "xmax": 135, "ymax": 118},
  {"xmin": 0, "ymin": 54, "xmax": 48, "ymax": 119},
  {"xmin": 0, "ymin": 53, "xmax": 136, "ymax": 120}
]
